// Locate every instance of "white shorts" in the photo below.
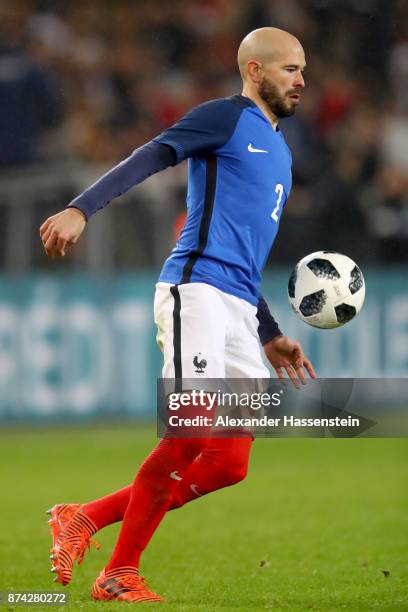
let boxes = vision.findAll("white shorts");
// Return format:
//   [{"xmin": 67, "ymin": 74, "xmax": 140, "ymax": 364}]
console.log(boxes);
[{"xmin": 154, "ymin": 282, "xmax": 270, "ymax": 380}]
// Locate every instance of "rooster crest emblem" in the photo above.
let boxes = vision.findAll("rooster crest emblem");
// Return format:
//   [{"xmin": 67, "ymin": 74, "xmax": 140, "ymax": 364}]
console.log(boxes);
[{"xmin": 193, "ymin": 353, "xmax": 207, "ymax": 375}]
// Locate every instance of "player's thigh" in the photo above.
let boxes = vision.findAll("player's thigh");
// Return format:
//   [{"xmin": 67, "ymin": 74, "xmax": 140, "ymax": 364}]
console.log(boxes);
[
  {"xmin": 154, "ymin": 282, "xmax": 228, "ymax": 378},
  {"xmin": 225, "ymin": 303, "xmax": 270, "ymax": 379}
]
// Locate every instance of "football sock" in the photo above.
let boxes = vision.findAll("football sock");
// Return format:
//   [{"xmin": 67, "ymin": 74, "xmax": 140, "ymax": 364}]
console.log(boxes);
[
  {"xmin": 171, "ymin": 436, "xmax": 252, "ymax": 507},
  {"xmin": 104, "ymin": 436, "xmax": 209, "ymax": 571},
  {"xmin": 82, "ymin": 436, "xmax": 252, "ymax": 529},
  {"xmin": 83, "ymin": 485, "xmax": 130, "ymax": 529}
]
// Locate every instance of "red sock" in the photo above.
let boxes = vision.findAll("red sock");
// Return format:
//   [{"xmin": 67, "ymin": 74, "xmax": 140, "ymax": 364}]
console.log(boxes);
[
  {"xmin": 83, "ymin": 436, "xmax": 252, "ymax": 529},
  {"xmin": 104, "ymin": 436, "xmax": 209, "ymax": 571},
  {"xmin": 84, "ymin": 395, "xmax": 215, "ymax": 531},
  {"xmin": 170, "ymin": 436, "xmax": 252, "ymax": 508},
  {"xmin": 83, "ymin": 485, "xmax": 130, "ymax": 529}
]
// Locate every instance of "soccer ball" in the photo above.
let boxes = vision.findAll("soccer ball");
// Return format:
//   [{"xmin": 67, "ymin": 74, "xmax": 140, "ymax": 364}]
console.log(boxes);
[{"xmin": 288, "ymin": 251, "xmax": 365, "ymax": 329}]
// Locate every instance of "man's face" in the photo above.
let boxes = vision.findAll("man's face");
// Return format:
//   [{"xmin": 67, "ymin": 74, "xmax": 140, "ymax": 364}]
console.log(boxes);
[{"xmin": 258, "ymin": 50, "xmax": 306, "ymax": 118}]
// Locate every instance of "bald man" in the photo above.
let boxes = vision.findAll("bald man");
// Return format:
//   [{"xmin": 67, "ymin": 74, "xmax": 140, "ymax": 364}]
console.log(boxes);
[
  {"xmin": 238, "ymin": 27, "xmax": 306, "ymax": 123},
  {"xmin": 41, "ymin": 28, "xmax": 314, "ymax": 603}
]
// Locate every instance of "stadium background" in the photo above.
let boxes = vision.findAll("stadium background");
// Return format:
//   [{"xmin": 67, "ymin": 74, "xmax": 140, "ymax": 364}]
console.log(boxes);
[
  {"xmin": 0, "ymin": 2, "xmax": 407, "ymax": 610},
  {"xmin": 1, "ymin": 0, "xmax": 408, "ymax": 418}
]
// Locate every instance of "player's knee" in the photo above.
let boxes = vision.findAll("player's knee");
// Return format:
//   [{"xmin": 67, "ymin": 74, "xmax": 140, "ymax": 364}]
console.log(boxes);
[
  {"xmin": 219, "ymin": 458, "xmax": 248, "ymax": 486},
  {"xmin": 161, "ymin": 436, "xmax": 207, "ymax": 463},
  {"xmin": 178, "ymin": 438, "xmax": 208, "ymax": 463},
  {"xmin": 157, "ymin": 438, "xmax": 207, "ymax": 467}
]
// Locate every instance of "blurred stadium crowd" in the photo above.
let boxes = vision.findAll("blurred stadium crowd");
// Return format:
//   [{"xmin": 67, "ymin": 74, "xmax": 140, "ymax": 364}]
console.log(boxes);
[{"xmin": 1, "ymin": 0, "xmax": 408, "ymax": 268}]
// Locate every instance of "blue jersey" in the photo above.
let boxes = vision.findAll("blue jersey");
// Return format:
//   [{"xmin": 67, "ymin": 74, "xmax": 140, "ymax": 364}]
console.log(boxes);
[{"xmin": 154, "ymin": 95, "xmax": 292, "ymax": 306}]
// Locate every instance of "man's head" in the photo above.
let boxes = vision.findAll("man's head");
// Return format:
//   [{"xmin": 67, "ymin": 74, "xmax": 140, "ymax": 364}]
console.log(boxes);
[{"xmin": 237, "ymin": 27, "xmax": 306, "ymax": 118}]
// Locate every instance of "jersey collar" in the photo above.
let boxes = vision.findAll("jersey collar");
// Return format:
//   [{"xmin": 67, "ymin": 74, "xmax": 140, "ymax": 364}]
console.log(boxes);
[{"xmin": 237, "ymin": 94, "xmax": 280, "ymax": 132}]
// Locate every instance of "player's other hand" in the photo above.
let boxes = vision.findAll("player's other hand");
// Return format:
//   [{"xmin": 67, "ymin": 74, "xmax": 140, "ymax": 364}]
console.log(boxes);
[
  {"xmin": 263, "ymin": 335, "xmax": 316, "ymax": 389},
  {"xmin": 39, "ymin": 208, "xmax": 86, "ymax": 258}
]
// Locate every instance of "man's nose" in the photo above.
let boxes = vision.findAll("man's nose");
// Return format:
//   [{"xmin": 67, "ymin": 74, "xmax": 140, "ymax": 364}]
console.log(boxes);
[{"xmin": 295, "ymin": 72, "xmax": 305, "ymax": 88}]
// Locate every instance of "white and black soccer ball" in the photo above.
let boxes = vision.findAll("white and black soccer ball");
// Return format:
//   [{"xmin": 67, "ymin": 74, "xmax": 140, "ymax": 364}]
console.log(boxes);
[{"xmin": 288, "ymin": 251, "xmax": 366, "ymax": 329}]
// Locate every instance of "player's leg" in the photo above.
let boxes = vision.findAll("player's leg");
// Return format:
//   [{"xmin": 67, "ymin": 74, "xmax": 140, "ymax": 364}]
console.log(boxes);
[
  {"xmin": 92, "ymin": 436, "xmax": 212, "ymax": 603},
  {"xmin": 79, "ymin": 439, "xmax": 253, "ymax": 601},
  {"xmin": 224, "ymin": 291, "xmax": 271, "ymax": 381},
  {"xmin": 49, "ymin": 283, "xmax": 229, "ymax": 596},
  {"xmin": 168, "ymin": 287, "xmax": 266, "ymax": 505},
  {"xmin": 48, "ymin": 435, "xmax": 217, "ymax": 590},
  {"xmin": 102, "ymin": 436, "xmax": 209, "ymax": 572},
  {"xmin": 48, "ymin": 436, "xmax": 210, "ymax": 590},
  {"xmin": 170, "ymin": 434, "xmax": 253, "ymax": 507},
  {"xmin": 82, "ymin": 485, "xmax": 130, "ymax": 527},
  {"xmin": 48, "ymin": 436, "xmax": 253, "ymax": 591},
  {"xmin": 101, "ymin": 283, "xmax": 226, "ymax": 561},
  {"xmin": 48, "ymin": 437, "xmax": 253, "ymax": 589},
  {"xmin": 91, "ymin": 282, "xmax": 228, "ymax": 601},
  {"xmin": 68, "ymin": 434, "xmax": 253, "ymax": 533}
]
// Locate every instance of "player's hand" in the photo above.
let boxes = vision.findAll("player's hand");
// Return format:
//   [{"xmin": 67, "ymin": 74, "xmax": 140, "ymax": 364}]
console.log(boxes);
[
  {"xmin": 39, "ymin": 208, "xmax": 86, "ymax": 258},
  {"xmin": 263, "ymin": 335, "xmax": 316, "ymax": 389}
]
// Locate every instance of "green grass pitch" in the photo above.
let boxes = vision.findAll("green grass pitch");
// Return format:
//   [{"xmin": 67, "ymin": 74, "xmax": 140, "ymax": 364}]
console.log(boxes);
[{"xmin": 1, "ymin": 425, "xmax": 407, "ymax": 611}]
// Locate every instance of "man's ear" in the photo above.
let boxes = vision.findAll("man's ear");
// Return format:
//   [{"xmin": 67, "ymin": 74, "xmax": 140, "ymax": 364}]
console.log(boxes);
[{"xmin": 246, "ymin": 60, "xmax": 263, "ymax": 84}]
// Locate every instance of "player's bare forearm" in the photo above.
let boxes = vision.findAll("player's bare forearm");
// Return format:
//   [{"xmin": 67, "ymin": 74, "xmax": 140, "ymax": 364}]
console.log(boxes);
[
  {"xmin": 263, "ymin": 334, "xmax": 316, "ymax": 388},
  {"xmin": 39, "ymin": 208, "xmax": 87, "ymax": 259}
]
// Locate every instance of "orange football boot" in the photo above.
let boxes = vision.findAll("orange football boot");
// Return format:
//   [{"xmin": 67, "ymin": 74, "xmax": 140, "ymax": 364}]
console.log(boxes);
[
  {"xmin": 47, "ymin": 504, "xmax": 99, "ymax": 586},
  {"xmin": 92, "ymin": 567, "xmax": 164, "ymax": 603}
]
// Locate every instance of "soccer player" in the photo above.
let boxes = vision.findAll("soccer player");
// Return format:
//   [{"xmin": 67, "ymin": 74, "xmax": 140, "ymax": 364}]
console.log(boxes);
[{"xmin": 40, "ymin": 27, "xmax": 315, "ymax": 603}]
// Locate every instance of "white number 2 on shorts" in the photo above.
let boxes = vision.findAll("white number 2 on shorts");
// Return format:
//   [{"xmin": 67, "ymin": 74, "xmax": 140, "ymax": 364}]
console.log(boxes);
[{"xmin": 271, "ymin": 183, "xmax": 284, "ymax": 222}]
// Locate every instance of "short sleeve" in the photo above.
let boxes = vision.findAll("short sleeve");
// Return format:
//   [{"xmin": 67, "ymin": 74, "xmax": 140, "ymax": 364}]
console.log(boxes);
[{"xmin": 153, "ymin": 98, "xmax": 244, "ymax": 163}]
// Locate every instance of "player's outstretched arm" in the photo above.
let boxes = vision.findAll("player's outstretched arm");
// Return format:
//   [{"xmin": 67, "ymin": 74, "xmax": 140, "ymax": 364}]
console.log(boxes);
[
  {"xmin": 38, "ymin": 99, "xmax": 241, "ymax": 260},
  {"xmin": 39, "ymin": 207, "xmax": 86, "ymax": 258},
  {"xmin": 38, "ymin": 141, "xmax": 177, "ymax": 259},
  {"xmin": 263, "ymin": 335, "xmax": 316, "ymax": 388}
]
